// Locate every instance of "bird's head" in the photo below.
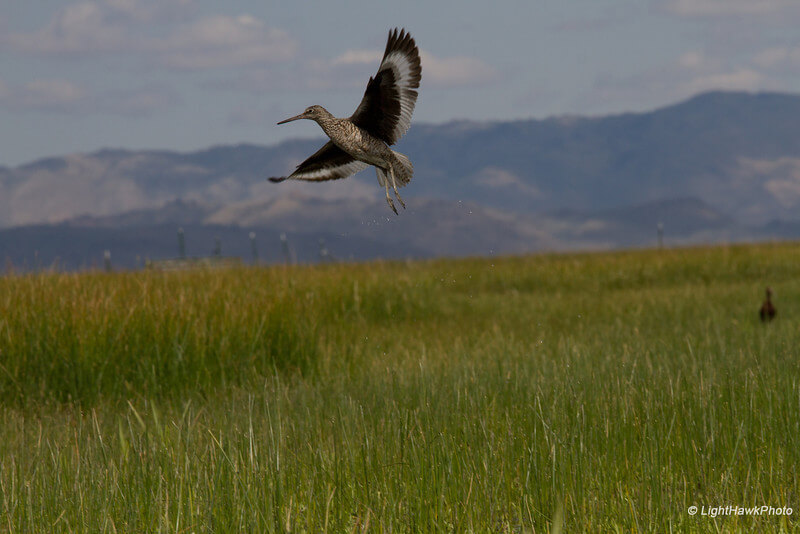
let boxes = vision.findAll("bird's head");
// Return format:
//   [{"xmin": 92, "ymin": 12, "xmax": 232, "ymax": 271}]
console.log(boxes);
[
  {"xmin": 277, "ymin": 105, "xmax": 328, "ymax": 125},
  {"xmin": 766, "ymin": 287, "xmax": 773, "ymax": 298}
]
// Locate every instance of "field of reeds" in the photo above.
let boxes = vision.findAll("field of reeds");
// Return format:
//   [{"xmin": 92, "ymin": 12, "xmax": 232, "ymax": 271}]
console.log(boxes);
[{"xmin": 0, "ymin": 243, "xmax": 799, "ymax": 532}]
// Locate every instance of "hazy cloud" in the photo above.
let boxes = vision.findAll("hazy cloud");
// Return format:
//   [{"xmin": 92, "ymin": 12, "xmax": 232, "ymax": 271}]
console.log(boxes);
[
  {"xmin": 210, "ymin": 46, "xmax": 495, "ymax": 96},
  {"xmin": 103, "ymin": 0, "xmax": 194, "ymax": 21},
  {"xmin": 331, "ymin": 50, "xmax": 382, "ymax": 67},
  {"xmin": 100, "ymin": 85, "xmax": 181, "ymax": 116},
  {"xmin": 471, "ymin": 167, "xmax": 541, "ymax": 197},
  {"xmin": 586, "ymin": 48, "xmax": 781, "ymax": 112},
  {"xmin": 420, "ymin": 51, "xmax": 496, "ymax": 87},
  {"xmin": 673, "ymin": 51, "xmax": 765, "ymax": 91},
  {"xmin": 1, "ymin": 79, "xmax": 87, "ymax": 112},
  {"xmin": 3, "ymin": 2, "xmax": 296, "ymax": 70},
  {"xmin": 552, "ymin": 6, "xmax": 644, "ymax": 32},
  {"xmin": 752, "ymin": 46, "xmax": 800, "ymax": 72},
  {"xmin": 156, "ymin": 15, "xmax": 296, "ymax": 70},
  {"xmin": 4, "ymin": 2, "xmax": 131, "ymax": 56},
  {"xmin": 328, "ymin": 48, "xmax": 496, "ymax": 88},
  {"xmin": 0, "ymin": 78, "xmax": 179, "ymax": 115},
  {"xmin": 662, "ymin": 0, "xmax": 800, "ymax": 16},
  {"xmin": 2, "ymin": 0, "xmax": 196, "ymax": 55},
  {"xmin": 737, "ymin": 157, "xmax": 800, "ymax": 210},
  {"xmin": 5, "ymin": 4, "xmax": 489, "ymax": 97},
  {"xmin": 676, "ymin": 51, "xmax": 707, "ymax": 70},
  {"xmin": 681, "ymin": 68, "xmax": 765, "ymax": 94},
  {"xmin": 227, "ymin": 105, "xmax": 283, "ymax": 126}
]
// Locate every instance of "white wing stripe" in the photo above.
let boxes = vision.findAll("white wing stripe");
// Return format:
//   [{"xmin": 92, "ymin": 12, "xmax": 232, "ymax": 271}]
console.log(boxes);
[
  {"xmin": 380, "ymin": 50, "xmax": 419, "ymax": 141},
  {"xmin": 383, "ymin": 51, "xmax": 417, "ymax": 88},
  {"xmin": 291, "ymin": 160, "xmax": 368, "ymax": 181}
]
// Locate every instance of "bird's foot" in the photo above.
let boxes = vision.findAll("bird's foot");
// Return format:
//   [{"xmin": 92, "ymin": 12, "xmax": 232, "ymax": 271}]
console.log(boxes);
[
  {"xmin": 389, "ymin": 167, "xmax": 406, "ymax": 210},
  {"xmin": 386, "ymin": 196, "xmax": 398, "ymax": 215}
]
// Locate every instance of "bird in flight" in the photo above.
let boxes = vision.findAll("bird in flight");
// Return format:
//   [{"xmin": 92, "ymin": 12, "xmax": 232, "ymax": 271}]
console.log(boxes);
[{"xmin": 269, "ymin": 28, "xmax": 422, "ymax": 214}]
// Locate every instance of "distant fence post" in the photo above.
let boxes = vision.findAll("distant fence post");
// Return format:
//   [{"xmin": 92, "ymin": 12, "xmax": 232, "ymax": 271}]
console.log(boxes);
[
  {"xmin": 103, "ymin": 250, "xmax": 112, "ymax": 272},
  {"xmin": 213, "ymin": 237, "xmax": 221, "ymax": 258},
  {"xmin": 178, "ymin": 227, "xmax": 186, "ymax": 259},
  {"xmin": 319, "ymin": 238, "xmax": 329, "ymax": 262},
  {"xmin": 280, "ymin": 233, "xmax": 291, "ymax": 264},
  {"xmin": 657, "ymin": 222, "xmax": 664, "ymax": 249},
  {"xmin": 318, "ymin": 238, "xmax": 336, "ymax": 262},
  {"xmin": 249, "ymin": 231, "xmax": 259, "ymax": 263}
]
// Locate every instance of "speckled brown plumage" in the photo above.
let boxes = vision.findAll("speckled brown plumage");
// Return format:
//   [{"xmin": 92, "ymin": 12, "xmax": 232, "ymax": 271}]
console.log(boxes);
[{"xmin": 269, "ymin": 28, "xmax": 422, "ymax": 214}]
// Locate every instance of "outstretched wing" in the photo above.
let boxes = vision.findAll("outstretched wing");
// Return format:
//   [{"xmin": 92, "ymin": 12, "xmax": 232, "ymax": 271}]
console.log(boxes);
[
  {"xmin": 269, "ymin": 141, "xmax": 368, "ymax": 182},
  {"xmin": 349, "ymin": 28, "xmax": 422, "ymax": 145}
]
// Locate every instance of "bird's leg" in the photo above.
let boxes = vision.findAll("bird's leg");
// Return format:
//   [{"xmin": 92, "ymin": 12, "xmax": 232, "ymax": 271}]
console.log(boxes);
[
  {"xmin": 383, "ymin": 176, "xmax": 398, "ymax": 215},
  {"xmin": 389, "ymin": 165, "xmax": 406, "ymax": 209}
]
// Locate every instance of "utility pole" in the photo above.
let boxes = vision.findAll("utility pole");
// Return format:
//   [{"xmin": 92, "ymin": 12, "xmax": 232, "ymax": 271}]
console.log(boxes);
[
  {"xmin": 249, "ymin": 231, "xmax": 258, "ymax": 263},
  {"xmin": 178, "ymin": 227, "xmax": 186, "ymax": 259},
  {"xmin": 657, "ymin": 222, "xmax": 664, "ymax": 249}
]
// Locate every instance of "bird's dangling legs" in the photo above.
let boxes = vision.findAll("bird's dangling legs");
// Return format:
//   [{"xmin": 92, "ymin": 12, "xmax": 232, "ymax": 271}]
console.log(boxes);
[
  {"xmin": 388, "ymin": 165, "xmax": 406, "ymax": 210},
  {"xmin": 383, "ymin": 177, "xmax": 398, "ymax": 215}
]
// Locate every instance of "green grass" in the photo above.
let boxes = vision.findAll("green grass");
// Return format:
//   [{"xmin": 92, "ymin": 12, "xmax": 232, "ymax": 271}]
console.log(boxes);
[{"xmin": 0, "ymin": 243, "xmax": 799, "ymax": 531}]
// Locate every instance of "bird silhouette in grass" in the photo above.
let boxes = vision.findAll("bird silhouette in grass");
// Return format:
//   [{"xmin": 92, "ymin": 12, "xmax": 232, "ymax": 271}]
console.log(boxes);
[{"xmin": 760, "ymin": 287, "xmax": 776, "ymax": 322}]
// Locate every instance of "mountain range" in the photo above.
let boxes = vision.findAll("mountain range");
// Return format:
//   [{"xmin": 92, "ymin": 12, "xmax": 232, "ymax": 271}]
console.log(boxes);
[{"xmin": 2, "ymin": 90, "xmax": 800, "ymax": 270}]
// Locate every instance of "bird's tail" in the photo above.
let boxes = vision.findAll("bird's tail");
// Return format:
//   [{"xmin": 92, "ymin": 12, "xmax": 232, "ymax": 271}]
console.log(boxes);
[{"xmin": 391, "ymin": 150, "xmax": 413, "ymax": 186}]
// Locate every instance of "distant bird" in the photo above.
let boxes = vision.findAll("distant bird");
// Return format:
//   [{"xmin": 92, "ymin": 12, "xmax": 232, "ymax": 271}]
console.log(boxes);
[
  {"xmin": 760, "ymin": 287, "xmax": 776, "ymax": 322},
  {"xmin": 269, "ymin": 28, "xmax": 422, "ymax": 214}
]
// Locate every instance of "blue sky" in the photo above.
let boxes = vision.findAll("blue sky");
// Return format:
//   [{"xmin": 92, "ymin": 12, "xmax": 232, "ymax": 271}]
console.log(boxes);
[{"xmin": 1, "ymin": 0, "xmax": 800, "ymax": 166}]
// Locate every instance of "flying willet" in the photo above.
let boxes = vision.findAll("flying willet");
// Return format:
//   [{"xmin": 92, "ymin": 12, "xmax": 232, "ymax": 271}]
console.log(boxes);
[{"xmin": 269, "ymin": 28, "xmax": 422, "ymax": 214}]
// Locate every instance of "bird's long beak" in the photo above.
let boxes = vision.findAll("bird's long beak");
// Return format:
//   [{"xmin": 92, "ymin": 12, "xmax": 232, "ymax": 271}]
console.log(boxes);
[{"xmin": 277, "ymin": 112, "xmax": 307, "ymax": 125}]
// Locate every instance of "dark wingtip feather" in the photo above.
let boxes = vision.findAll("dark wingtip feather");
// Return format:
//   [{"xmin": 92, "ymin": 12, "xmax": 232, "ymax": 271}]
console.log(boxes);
[
  {"xmin": 350, "ymin": 28, "xmax": 421, "ymax": 143},
  {"xmin": 386, "ymin": 27, "xmax": 415, "ymax": 57},
  {"xmin": 268, "ymin": 176, "xmax": 287, "ymax": 183}
]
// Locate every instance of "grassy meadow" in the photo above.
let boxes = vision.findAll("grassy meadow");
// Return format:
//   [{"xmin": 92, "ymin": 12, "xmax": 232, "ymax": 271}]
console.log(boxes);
[{"xmin": 0, "ymin": 243, "xmax": 799, "ymax": 532}]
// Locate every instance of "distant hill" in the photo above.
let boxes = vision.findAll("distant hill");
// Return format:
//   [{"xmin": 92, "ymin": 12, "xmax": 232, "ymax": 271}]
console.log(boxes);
[
  {"xmin": 0, "ymin": 195, "xmax": 774, "ymax": 270},
  {"xmin": 2, "ymin": 90, "xmax": 800, "ymax": 269}
]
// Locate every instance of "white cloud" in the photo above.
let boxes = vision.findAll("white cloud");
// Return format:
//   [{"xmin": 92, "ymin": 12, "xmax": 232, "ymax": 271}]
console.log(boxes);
[
  {"xmin": 4, "ymin": 2, "xmax": 130, "ymax": 56},
  {"xmin": 12, "ymin": 79, "xmax": 87, "ymax": 111},
  {"xmin": 2, "ymin": 2, "xmax": 296, "ymax": 70},
  {"xmin": 664, "ymin": 44, "xmax": 800, "ymax": 97},
  {"xmin": 679, "ymin": 68, "xmax": 764, "ymax": 94},
  {"xmin": 5, "ymin": 5, "xmax": 490, "ymax": 96},
  {"xmin": 157, "ymin": 15, "xmax": 296, "ymax": 70},
  {"xmin": 676, "ymin": 51, "xmax": 706, "ymax": 70},
  {"xmin": 663, "ymin": 0, "xmax": 800, "ymax": 16},
  {"xmin": 737, "ymin": 157, "xmax": 800, "ymax": 211},
  {"xmin": 217, "ymin": 46, "xmax": 496, "ymax": 95},
  {"xmin": 331, "ymin": 49, "xmax": 381, "ymax": 67},
  {"xmin": 103, "ymin": 0, "xmax": 192, "ymax": 21}
]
